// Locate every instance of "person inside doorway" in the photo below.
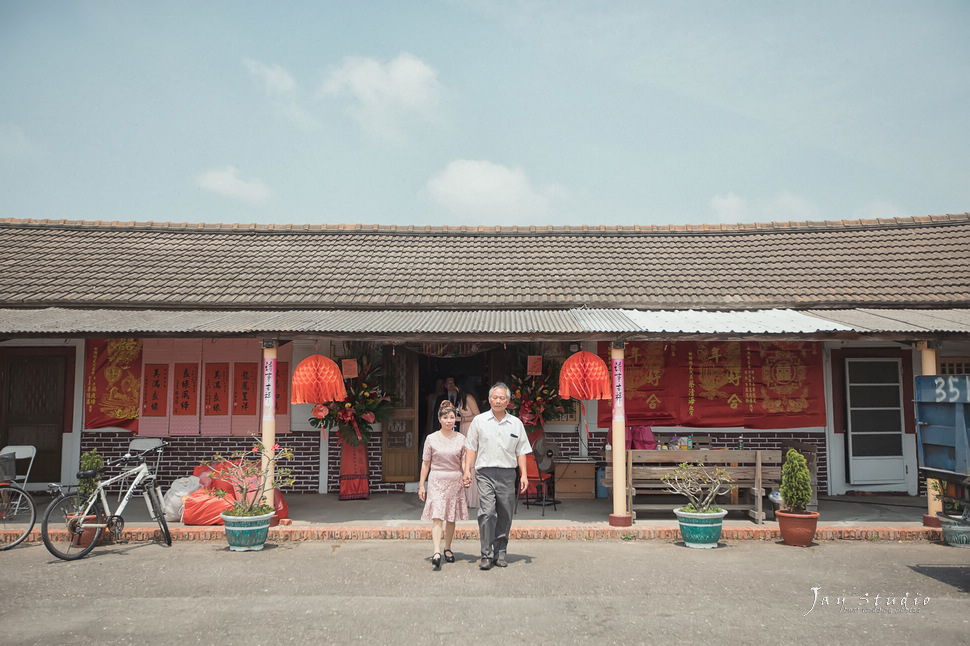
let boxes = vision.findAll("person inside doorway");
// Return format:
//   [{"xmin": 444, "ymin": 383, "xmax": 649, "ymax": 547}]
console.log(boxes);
[{"xmin": 454, "ymin": 378, "xmax": 481, "ymax": 509}]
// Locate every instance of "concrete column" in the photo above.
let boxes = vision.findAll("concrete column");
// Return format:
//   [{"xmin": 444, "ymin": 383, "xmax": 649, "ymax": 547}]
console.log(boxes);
[
  {"xmin": 917, "ymin": 341, "xmax": 942, "ymax": 524},
  {"xmin": 609, "ymin": 341, "xmax": 632, "ymax": 527},
  {"xmin": 261, "ymin": 340, "xmax": 277, "ymax": 509}
]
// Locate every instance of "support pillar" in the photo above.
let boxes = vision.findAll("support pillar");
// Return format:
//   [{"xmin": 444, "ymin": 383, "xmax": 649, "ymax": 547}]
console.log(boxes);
[
  {"xmin": 609, "ymin": 341, "xmax": 632, "ymax": 527},
  {"xmin": 261, "ymin": 339, "xmax": 277, "ymax": 509},
  {"xmin": 917, "ymin": 341, "xmax": 942, "ymax": 526}
]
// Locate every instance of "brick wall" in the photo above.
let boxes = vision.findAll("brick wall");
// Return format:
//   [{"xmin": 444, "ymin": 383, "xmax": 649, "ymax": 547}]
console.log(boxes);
[
  {"xmin": 80, "ymin": 430, "xmax": 322, "ymax": 493},
  {"xmin": 81, "ymin": 427, "xmax": 828, "ymax": 495},
  {"xmin": 545, "ymin": 428, "xmax": 828, "ymax": 492}
]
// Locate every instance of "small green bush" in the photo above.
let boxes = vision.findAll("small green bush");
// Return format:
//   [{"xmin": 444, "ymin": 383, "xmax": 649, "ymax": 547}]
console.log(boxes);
[
  {"xmin": 78, "ymin": 449, "xmax": 103, "ymax": 496},
  {"xmin": 780, "ymin": 448, "xmax": 812, "ymax": 512}
]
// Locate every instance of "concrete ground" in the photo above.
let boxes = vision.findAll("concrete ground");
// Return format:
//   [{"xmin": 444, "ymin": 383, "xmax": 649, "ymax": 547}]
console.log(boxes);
[{"xmin": 1, "ymin": 539, "xmax": 967, "ymax": 645}]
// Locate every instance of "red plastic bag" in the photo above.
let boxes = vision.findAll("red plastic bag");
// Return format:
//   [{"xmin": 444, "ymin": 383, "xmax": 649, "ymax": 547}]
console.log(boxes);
[
  {"xmin": 181, "ymin": 489, "xmax": 234, "ymax": 526},
  {"xmin": 274, "ymin": 491, "xmax": 288, "ymax": 520}
]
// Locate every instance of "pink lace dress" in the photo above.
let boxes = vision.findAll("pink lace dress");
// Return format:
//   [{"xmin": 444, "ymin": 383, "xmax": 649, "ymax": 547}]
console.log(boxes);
[{"xmin": 421, "ymin": 431, "xmax": 469, "ymax": 522}]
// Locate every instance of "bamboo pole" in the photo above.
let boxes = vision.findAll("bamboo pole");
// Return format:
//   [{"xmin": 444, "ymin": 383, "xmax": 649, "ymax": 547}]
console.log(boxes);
[
  {"xmin": 609, "ymin": 341, "xmax": 632, "ymax": 527},
  {"xmin": 261, "ymin": 340, "xmax": 277, "ymax": 510}
]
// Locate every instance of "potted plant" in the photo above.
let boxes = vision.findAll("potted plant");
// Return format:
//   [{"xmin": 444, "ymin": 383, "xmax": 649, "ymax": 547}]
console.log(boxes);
[
  {"xmin": 776, "ymin": 448, "xmax": 820, "ymax": 546},
  {"xmin": 203, "ymin": 438, "xmax": 295, "ymax": 552},
  {"xmin": 70, "ymin": 450, "xmax": 104, "ymax": 547},
  {"xmin": 662, "ymin": 462, "xmax": 734, "ymax": 548}
]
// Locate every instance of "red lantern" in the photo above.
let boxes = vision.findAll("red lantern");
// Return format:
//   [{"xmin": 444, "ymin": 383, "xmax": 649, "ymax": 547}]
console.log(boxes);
[
  {"xmin": 559, "ymin": 350, "xmax": 611, "ymax": 400},
  {"xmin": 291, "ymin": 354, "xmax": 347, "ymax": 404}
]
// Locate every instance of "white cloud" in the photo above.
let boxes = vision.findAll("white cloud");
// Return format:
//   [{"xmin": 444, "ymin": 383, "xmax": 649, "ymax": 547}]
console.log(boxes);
[
  {"xmin": 242, "ymin": 58, "xmax": 319, "ymax": 130},
  {"xmin": 0, "ymin": 123, "xmax": 41, "ymax": 162},
  {"xmin": 710, "ymin": 191, "xmax": 823, "ymax": 224},
  {"xmin": 321, "ymin": 52, "xmax": 442, "ymax": 143},
  {"xmin": 195, "ymin": 166, "xmax": 273, "ymax": 205},
  {"xmin": 243, "ymin": 58, "xmax": 296, "ymax": 95},
  {"xmin": 424, "ymin": 159, "xmax": 567, "ymax": 224}
]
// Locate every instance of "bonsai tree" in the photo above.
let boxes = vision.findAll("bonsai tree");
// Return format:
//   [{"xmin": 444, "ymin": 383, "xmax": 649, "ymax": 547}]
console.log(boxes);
[
  {"xmin": 662, "ymin": 462, "xmax": 734, "ymax": 513},
  {"xmin": 780, "ymin": 448, "xmax": 812, "ymax": 513},
  {"xmin": 78, "ymin": 449, "xmax": 103, "ymax": 497}
]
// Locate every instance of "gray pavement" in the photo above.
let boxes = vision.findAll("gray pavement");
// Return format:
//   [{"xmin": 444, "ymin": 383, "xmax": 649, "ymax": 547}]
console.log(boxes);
[
  {"xmin": 1, "ymin": 539, "xmax": 967, "ymax": 645},
  {"xmin": 39, "ymin": 490, "xmax": 927, "ymax": 528}
]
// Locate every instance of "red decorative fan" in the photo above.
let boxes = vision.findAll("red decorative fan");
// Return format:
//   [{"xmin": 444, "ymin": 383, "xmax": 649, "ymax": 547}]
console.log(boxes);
[
  {"xmin": 558, "ymin": 350, "xmax": 611, "ymax": 401},
  {"xmin": 290, "ymin": 354, "xmax": 347, "ymax": 404}
]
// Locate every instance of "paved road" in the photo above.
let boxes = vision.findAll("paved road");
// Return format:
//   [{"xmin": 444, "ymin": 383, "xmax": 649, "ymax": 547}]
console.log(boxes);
[{"xmin": 1, "ymin": 538, "xmax": 967, "ymax": 645}]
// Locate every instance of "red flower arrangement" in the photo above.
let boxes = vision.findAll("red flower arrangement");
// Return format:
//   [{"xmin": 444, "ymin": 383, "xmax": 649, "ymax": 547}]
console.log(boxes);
[
  {"xmin": 307, "ymin": 354, "xmax": 394, "ymax": 447},
  {"xmin": 506, "ymin": 364, "xmax": 573, "ymax": 434}
]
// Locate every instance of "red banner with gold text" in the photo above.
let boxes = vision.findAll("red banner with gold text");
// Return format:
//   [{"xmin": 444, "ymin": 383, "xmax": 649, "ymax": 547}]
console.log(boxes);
[
  {"xmin": 597, "ymin": 341, "xmax": 826, "ymax": 429},
  {"xmin": 84, "ymin": 339, "xmax": 142, "ymax": 432}
]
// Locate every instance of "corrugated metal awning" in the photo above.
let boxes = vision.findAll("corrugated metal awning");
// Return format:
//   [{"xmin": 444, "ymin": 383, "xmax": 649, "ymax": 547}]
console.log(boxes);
[
  {"xmin": 0, "ymin": 306, "xmax": 862, "ymax": 338},
  {"xmin": 805, "ymin": 308, "xmax": 970, "ymax": 333}
]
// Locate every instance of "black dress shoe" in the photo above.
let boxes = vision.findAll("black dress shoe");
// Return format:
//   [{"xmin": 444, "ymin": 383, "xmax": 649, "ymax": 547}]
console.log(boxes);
[
  {"xmin": 431, "ymin": 553, "xmax": 441, "ymax": 567},
  {"xmin": 493, "ymin": 556, "xmax": 508, "ymax": 567},
  {"xmin": 479, "ymin": 557, "xmax": 493, "ymax": 570},
  {"xmin": 443, "ymin": 549, "xmax": 455, "ymax": 563}
]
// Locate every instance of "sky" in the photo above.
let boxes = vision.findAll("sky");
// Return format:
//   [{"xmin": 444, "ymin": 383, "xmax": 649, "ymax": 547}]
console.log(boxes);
[{"xmin": 1, "ymin": 1, "xmax": 968, "ymax": 228}]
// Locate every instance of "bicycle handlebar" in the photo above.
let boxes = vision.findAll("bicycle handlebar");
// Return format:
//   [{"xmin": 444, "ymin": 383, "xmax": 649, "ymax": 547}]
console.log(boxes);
[{"xmin": 105, "ymin": 441, "xmax": 169, "ymax": 468}]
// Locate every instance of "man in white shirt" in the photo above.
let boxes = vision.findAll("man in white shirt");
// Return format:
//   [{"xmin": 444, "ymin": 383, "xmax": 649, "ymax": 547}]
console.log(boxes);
[{"xmin": 462, "ymin": 382, "xmax": 532, "ymax": 570}]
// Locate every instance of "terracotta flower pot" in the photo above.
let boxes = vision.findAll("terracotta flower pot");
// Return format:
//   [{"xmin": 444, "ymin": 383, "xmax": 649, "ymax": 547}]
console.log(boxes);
[{"xmin": 776, "ymin": 509, "xmax": 820, "ymax": 546}]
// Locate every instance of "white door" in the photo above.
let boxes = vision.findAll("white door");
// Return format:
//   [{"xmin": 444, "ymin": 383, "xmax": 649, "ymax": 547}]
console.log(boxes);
[{"xmin": 845, "ymin": 358, "xmax": 906, "ymax": 484}]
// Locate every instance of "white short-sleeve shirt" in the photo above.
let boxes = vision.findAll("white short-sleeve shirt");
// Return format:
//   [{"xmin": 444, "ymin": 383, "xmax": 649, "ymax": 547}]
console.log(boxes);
[{"xmin": 464, "ymin": 410, "xmax": 533, "ymax": 469}]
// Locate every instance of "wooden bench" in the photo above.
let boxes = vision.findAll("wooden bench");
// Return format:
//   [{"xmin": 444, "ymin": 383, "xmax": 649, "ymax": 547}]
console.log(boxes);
[{"xmin": 603, "ymin": 449, "xmax": 783, "ymax": 524}]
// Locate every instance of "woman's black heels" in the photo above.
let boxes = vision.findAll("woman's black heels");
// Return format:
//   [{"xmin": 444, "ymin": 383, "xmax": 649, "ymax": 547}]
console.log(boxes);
[
  {"xmin": 431, "ymin": 552, "xmax": 441, "ymax": 567},
  {"xmin": 443, "ymin": 549, "xmax": 455, "ymax": 563}
]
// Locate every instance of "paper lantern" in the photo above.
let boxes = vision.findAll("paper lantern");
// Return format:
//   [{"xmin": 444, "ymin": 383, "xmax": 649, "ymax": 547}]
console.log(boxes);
[
  {"xmin": 291, "ymin": 354, "xmax": 347, "ymax": 404},
  {"xmin": 559, "ymin": 350, "xmax": 611, "ymax": 400}
]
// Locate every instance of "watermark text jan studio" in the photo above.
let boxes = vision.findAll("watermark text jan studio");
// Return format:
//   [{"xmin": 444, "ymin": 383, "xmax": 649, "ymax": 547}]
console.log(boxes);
[{"xmin": 804, "ymin": 586, "xmax": 930, "ymax": 616}]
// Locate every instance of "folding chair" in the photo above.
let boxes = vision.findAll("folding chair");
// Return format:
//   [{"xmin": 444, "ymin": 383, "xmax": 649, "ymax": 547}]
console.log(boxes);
[
  {"xmin": 117, "ymin": 437, "xmax": 164, "ymax": 500},
  {"xmin": 0, "ymin": 445, "xmax": 36, "ymax": 490},
  {"xmin": 522, "ymin": 453, "xmax": 557, "ymax": 516}
]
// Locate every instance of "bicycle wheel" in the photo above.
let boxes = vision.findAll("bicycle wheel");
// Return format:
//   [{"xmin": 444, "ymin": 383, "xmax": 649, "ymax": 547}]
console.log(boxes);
[
  {"xmin": 42, "ymin": 493, "xmax": 105, "ymax": 560},
  {"xmin": 145, "ymin": 485, "xmax": 171, "ymax": 546},
  {"xmin": 0, "ymin": 483, "xmax": 36, "ymax": 550}
]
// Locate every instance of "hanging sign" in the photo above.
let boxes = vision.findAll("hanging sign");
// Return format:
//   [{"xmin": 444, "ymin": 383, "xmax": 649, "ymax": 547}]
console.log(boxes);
[
  {"xmin": 204, "ymin": 363, "xmax": 230, "ymax": 416},
  {"xmin": 84, "ymin": 338, "xmax": 142, "ymax": 431},
  {"xmin": 233, "ymin": 362, "xmax": 259, "ymax": 415},
  {"xmin": 598, "ymin": 341, "xmax": 826, "ymax": 429},
  {"xmin": 262, "ymin": 357, "xmax": 276, "ymax": 423},
  {"xmin": 275, "ymin": 361, "xmax": 289, "ymax": 415},
  {"xmin": 342, "ymin": 358, "xmax": 359, "ymax": 379},
  {"xmin": 172, "ymin": 363, "xmax": 199, "ymax": 416},
  {"xmin": 527, "ymin": 355, "xmax": 543, "ymax": 376},
  {"xmin": 142, "ymin": 364, "xmax": 169, "ymax": 417}
]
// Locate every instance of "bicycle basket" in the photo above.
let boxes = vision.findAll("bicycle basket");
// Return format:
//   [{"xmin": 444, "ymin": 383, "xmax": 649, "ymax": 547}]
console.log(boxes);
[{"xmin": 0, "ymin": 452, "xmax": 15, "ymax": 481}]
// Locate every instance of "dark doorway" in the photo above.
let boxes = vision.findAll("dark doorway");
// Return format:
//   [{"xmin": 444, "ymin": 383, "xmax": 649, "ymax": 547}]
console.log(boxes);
[
  {"xmin": 0, "ymin": 347, "xmax": 75, "ymax": 484},
  {"xmin": 415, "ymin": 345, "xmax": 519, "ymax": 468}
]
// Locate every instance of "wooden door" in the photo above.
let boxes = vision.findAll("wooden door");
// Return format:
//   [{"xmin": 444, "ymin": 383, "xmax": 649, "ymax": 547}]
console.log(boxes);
[
  {"xmin": 382, "ymin": 348, "xmax": 419, "ymax": 482},
  {"xmin": 0, "ymin": 348, "xmax": 73, "ymax": 484}
]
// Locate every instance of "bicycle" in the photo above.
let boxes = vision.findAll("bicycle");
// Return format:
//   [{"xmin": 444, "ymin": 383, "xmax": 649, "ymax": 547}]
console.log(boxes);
[
  {"xmin": 42, "ymin": 442, "xmax": 171, "ymax": 560},
  {"xmin": 0, "ymin": 481, "xmax": 36, "ymax": 551}
]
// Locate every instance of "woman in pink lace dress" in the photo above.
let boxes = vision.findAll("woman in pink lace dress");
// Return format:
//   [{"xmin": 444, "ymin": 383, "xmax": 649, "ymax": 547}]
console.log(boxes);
[{"xmin": 418, "ymin": 401, "xmax": 469, "ymax": 567}]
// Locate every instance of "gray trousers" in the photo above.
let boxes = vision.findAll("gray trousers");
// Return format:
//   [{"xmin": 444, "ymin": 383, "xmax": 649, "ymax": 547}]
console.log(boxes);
[{"xmin": 476, "ymin": 467, "xmax": 516, "ymax": 559}]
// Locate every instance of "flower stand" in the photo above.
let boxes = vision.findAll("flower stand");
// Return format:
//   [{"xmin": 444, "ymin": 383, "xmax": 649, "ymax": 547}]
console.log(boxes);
[{"xmin": 339, "ymin": 441, "xmax": 370, "ymax": 500}]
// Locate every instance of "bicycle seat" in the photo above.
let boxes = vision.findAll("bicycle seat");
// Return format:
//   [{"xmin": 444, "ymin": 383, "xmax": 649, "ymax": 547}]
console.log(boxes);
[{"xmin": 76, "ymin": 469, "xmax": 100, "ymax": 480}]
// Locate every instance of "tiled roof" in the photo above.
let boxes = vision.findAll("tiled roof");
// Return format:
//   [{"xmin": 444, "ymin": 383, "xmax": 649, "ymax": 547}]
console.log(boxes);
[{"xmin": 1, "ymin": 214, "xmax": 969, "ymax": 310}]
